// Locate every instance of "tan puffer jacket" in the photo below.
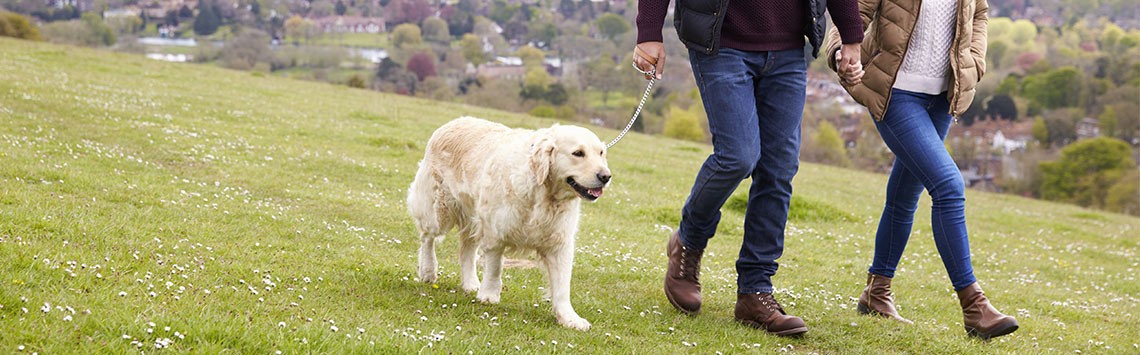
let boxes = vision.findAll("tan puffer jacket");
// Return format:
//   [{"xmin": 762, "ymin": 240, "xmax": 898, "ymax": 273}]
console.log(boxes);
[{"xmin": 825, "ymin": 0, "xmax": 989, "ymax": 120}]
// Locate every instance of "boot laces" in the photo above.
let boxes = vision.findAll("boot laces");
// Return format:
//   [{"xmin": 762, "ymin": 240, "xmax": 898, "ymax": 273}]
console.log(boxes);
[
  {"xmin": 677, "ymin": 246, "xmax": 702, "ymax": 283},
  {"xmin": 757, "ymin": 293, "xmax": 784, "ymax": 314}
]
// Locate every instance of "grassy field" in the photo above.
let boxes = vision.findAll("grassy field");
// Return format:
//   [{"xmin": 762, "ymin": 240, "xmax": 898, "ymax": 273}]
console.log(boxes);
[{"xmin": 1, "ymin": 37, "xmax": 1138, "ymax": 353}]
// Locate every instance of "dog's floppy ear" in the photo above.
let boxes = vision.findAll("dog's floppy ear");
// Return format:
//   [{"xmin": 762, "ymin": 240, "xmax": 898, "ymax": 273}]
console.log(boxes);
[{"xmin": 530, "ymin": 132, "xmax": 556, "ymax": 184}]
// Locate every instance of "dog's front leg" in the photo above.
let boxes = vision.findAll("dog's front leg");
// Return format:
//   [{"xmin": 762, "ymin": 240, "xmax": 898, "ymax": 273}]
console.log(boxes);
[
  {"xmin": 476, "ymin": 246, "xmax": 504, "ymax": 304},
  {"xmin": 543, "ymin": 245, "xmax": 591, "ymax": 331},
  {"xmin": 417, "ymin": 233, "xmax": 439, "ymax": 284}
]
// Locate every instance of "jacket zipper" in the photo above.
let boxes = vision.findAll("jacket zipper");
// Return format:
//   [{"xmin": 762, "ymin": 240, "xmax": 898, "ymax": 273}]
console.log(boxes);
[{"xmin": 949, "ymin": 0, "xmax": 964, "ymax": 117}]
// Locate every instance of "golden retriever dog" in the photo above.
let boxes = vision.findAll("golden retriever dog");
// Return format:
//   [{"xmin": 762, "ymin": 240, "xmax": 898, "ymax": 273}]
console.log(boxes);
[{"xmin": 407, "ymin": 116, "xmax": 611, "ymax": 331}]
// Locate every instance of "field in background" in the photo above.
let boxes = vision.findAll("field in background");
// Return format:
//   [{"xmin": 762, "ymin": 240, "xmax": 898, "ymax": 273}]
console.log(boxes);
[{"xmin": 1, "ymin": 38, "xmax": 1137, "ymax": 353}]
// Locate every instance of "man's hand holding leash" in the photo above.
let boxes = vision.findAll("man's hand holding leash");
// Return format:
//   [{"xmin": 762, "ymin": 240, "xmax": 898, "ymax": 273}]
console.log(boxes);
[{"xmin": 633, "ymin": 42, "xmax": 666, "ymax": 80}]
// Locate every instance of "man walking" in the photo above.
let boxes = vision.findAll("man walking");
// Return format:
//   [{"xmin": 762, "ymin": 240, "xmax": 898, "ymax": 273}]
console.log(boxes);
[{"xmin": 633, "ymin": 0, "xmax": 865, "ymax": 336}]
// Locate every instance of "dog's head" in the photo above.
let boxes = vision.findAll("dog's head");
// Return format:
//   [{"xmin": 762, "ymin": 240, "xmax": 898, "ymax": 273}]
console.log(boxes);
[{"xmin": 530, "ymin": 124, "xmax": 611, "ymax": 201}]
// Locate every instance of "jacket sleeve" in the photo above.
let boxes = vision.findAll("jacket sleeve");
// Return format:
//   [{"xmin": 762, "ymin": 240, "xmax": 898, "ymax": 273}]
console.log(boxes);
[
  {"xmin": 970, "ymin": 0, "xmax": 990, "ymax": 79},
  {"xmin": 826, "ymin": 0, "xmax": 879, "ymax": 72},
  {"xmin": 635, "ymin": 0, "xmax": 670, "ymax": 44}
]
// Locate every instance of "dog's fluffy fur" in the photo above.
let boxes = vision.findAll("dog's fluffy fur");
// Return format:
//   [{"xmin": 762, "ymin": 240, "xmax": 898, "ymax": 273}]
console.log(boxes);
[{"xmin": 407, "ymin": 116, "xmax": 610, "ymax": 331}]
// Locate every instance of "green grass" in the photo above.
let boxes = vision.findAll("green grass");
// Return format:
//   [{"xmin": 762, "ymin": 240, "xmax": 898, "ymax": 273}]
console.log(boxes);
[{"xmin": 2, "ymin": 37, "xmax": 1138, "ymax": 353}]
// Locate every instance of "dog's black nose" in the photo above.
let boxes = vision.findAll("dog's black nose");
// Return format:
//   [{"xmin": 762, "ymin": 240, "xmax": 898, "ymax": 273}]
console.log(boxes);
[{"xmin": 597, "ymin": 172, "xmax": 611, "ymax": 183}]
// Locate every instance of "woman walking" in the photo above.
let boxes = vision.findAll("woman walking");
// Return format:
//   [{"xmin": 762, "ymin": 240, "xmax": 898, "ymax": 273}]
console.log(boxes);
[{"xmin": 824, "ymin": 0, "xmax": 1019, "ymax": 340}]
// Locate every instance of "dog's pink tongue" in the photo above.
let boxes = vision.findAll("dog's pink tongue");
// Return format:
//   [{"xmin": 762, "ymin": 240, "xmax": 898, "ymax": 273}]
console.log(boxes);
[{"xmin": 588, "ymin": 188, "xmax": 604, "ymax": 198}]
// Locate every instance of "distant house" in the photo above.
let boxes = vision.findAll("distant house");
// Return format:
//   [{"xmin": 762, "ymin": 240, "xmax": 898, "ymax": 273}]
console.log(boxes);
[
  {"xmin": 475, "ymin": 56, "xmax": 564, "ymax": 80},
  {"xmin": 1076, "ymin": 117, "xmax": 1100, "ymax": 140},
  {"xmin": 313, "ymin": 16, "xmax": 386, "ymax": 34}
]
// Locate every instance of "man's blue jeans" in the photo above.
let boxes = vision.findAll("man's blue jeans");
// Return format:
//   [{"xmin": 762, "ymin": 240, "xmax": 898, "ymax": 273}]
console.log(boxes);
[
  {"xmin": 679, "ymin": 48, "xmax": 807, "ymax": 294},
  {"xmin": 870, "ymin": 88, "xmax": 977, "ymax": 291}
]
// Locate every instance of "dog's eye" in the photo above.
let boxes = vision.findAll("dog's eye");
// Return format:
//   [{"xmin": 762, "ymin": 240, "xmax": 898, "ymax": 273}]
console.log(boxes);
[{"xmin": 572, "ymin": 150, "xmax": 585, "ymax": 157}]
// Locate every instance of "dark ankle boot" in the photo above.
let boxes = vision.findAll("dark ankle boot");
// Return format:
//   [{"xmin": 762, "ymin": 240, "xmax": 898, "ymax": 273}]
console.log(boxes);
[
  {"xmin": 664, "ymin": 231, "xmax": 702, "ymax": 314},
  {"xmin": 734, "ymin": 293, "xmax": 808, "ymax": 337},
  {"xmin": 857, "ymin": 273, "xmax": 913, "ymax": 324},
  {"xmin": 957, "ymin": 282, "xmax": 1018, "ymax": 340}
]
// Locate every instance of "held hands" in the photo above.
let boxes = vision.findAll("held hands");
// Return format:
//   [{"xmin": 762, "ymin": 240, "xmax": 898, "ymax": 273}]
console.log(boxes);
[
  {"xmin": 836, "ymin": 43, "xmax": 864, "ymax": 86},
  {"xmin": 633, "ymin": 42, "xmax": 665, "ymax": 80}
]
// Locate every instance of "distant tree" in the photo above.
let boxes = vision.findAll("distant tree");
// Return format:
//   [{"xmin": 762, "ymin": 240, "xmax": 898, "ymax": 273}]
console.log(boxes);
[
  {"xmin": 1098, "ymin": 107, "xmax": 1118, "ymax": 139},
  {"xmin": 986, "ymin": 39, "xmax": 1010, "ymax": 70},
  {"xmin": 391, "ymin": 23, "xmax": 422, "ymax": 48},
  {"xmin": 422, "ymin": 17, "xmax": 450, "ymax": 44},
  {"xmin": 405, "ymin": 52, "xmax": 437, "ymax": 81},
  {"xmin": 806, "ymin": 121, "xmax": 851, "ymax": 167},
  {"xmin": 376, "ymin": 57, "xmax": 402, "ymax": 81},
  {"xmin": 460, "ymin": 33, "xmax": 486, "ymax": 65},
  {"xmin": 543, "ymin": 83, "xmax": 569, "ymax": 106},
  {"xmin": 580, "ymin": 55, "xmax": 624, "ymax": 106},
  {"xmin": 516, "ymin": 45, "xmax": 544, "ymax": 68},
  {"xmin": 193, "ymin": 1, "xmax": 221, "ymax": 36},
  {"xmin": 558, "ymin": 0, "xmax": 576, "ymax": 18},
  {"xmin": 527, "ymin": 21, "xmax": 558, "ymax": 47},
  {"xmin": 1040, "ymin": 137, "xmax": 1135, "ymax": 210},
  {"xmin": 995, "ymin": 75, "xmax": 1019, "ymax": 96},
  {"xmin": 1042, "ymin": 109, "xmax": 1079, "ymax": 147},
  {"xmin": 986, "ymin": 95, "xmax": 1018, "ymax": 120},
  {"xmin": 164, "ymin": 10, "xmax": 180, "ymax": 26},
  {"xmin": 0, "ymin": 12, "xmax": 43, "ymax": 41},
  {"xmin": 594, "ymin": 13, "xmax": 629, "ymax": 41},
  {"xmin": 82, "ymin": 13, "xmax": 116, "ymax": 46},
  {"xmin": 335, "ymin": 0, "xmax": 348, "ymax": 16},
  {"xmin": 220, "ymin": 28, "xmax": 272, "ymax": 70},
  {"xmin": 392, "ymin": 0, "xmax": 433, "ymax": 25},
  {"xmin": 1021, "ymin": 66, "xmax": 1083, "ymax": 109},
  {"xmin": 1031, "ymin": 117, "xmax": 1049, "ymax": 146},
  {"xmin": 179, "ymin": 5, "xmax": 194, "ymax": 18},
  {"xmin": 1009, "ymin": 19, "xmax": 1037, "ymax": 44},
  {"xmin": 284, "ymin": 15, "xmax": 315, "ymax": 44},
  {"xmin": 577, "ymin": 0, "xmax": 595, "ymax": 21},
  {"xmin": 488, "ymin": 0, "xmax": 520, "ymax": 24},
  {"xmin": 446, "ymin": 11, "xmax": 474, "ymax": 36}
]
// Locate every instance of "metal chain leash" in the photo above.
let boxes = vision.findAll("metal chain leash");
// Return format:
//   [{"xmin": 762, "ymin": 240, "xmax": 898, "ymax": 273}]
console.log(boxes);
[{"xmin": 606, "ymin": 62, "xmax": 657, "ymax": 149}]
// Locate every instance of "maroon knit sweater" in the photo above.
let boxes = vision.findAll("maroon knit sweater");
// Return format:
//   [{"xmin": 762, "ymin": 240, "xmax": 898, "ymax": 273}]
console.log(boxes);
[{"xmin": 636, "ymin": 0, "xmax": 865, "ymax": 51}]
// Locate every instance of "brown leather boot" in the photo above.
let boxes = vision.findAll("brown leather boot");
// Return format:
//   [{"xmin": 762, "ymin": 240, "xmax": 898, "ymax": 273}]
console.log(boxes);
[
  {"xmin": 857, "ymin": 273, "xmax": 914, "ymax": 324},
  {"xmin": 735, "ymin": 293, "xmax": 808, "ymax": 336},
  {"xmin": 664, "ymin": 231, "xmax": 702, "ymax": 315},
  {"xmin": 957, "ymin": 282, "xmax": 1018, "ymax": 340}
]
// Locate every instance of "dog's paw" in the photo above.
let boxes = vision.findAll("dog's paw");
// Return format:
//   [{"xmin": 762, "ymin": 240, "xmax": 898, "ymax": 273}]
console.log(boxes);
[
  {"xmin": 476, "ymin": 291, "xmax": 501, "ymax": 304},
  {"xmin": 558, "ymin": 316, "xmax": 591, "ymax": 331},
  {"xmin": 461, "ymin": 281, "xmax": 480, "ymax": 293},
  {"xmin": 417, "ymin": 267, "xmax": 437, "ymax": 284}
]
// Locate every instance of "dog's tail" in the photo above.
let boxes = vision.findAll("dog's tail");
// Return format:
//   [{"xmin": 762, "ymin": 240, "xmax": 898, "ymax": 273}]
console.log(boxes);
[{"xmin": 407, "ymin": 159, "xmax": 440, "ymax": 234}]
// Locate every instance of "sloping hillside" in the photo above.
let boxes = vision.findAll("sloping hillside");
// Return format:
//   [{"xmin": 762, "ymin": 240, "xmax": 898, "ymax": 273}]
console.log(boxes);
[{"xmin": 1, "ymin": 38, "xmax": 1137, "ymax": 353}]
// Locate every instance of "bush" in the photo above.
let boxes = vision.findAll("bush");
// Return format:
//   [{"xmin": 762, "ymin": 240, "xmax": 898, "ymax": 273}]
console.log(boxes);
[
  {"xmin": 530, "ymin": 105, "xmax": 557, "ymax": 118},
  {"xmin": 41, "ymin": 19, "xmax": 110, "ymax": 47},
  {"xmin": 1039, "ymin": 137, "xmax": 1135, "ymax": 210},
  {"xmin": 347, "ymin": 75, "xmax": 366, "ymax": 89},
  {"xmin": 1105, "ymin": 170, "xmax": 1140, "ymax": 216},
  {"xmin": 220, "ymin": 29, "xmax": 273, "ymax": 70},
  {"xmin": 663, "ymin": 105, "xmax": 705, "ymax": 142},
  {"xmin": 0, "ymin": 12, "xmax": 42, "ymax": 41}
]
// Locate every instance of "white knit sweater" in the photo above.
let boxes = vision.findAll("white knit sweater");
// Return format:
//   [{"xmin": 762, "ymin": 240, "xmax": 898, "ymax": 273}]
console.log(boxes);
[{"xmin": 894, "ymin": 0, "xmax": 957, "ymax": 94}]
